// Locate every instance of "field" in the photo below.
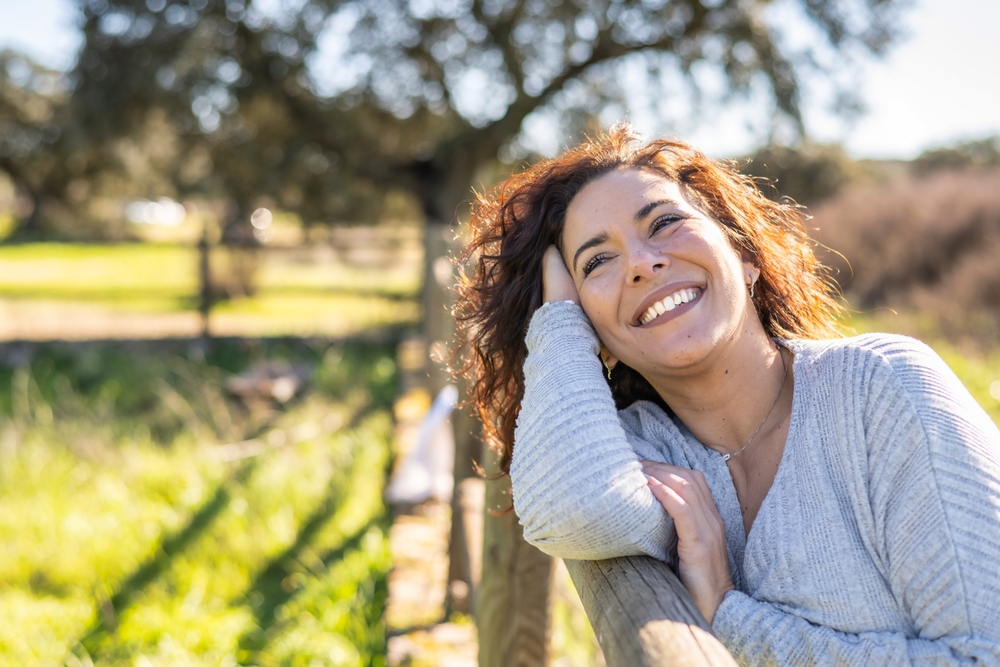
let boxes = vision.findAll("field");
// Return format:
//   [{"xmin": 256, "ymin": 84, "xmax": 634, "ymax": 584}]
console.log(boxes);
[
  {"xmin": 1, "ymin": 239, "xmax": 998, "ymax": 666},
  {"xmin": 0, "ymin": 338, "xmax": 399, "ymax": 666},
  {"xmin": 0, "ymin": 230, "xmax": 422, "ymax": 341},
  {"xmin": 0, "ymin": 237, "xmax": 417, "ymax": 665}
]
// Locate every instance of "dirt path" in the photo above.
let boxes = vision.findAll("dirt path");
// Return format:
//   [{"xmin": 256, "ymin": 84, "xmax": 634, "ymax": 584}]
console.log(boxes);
[
  {"xmin": 386, "ymin": 501, "xmax": 477, "ymax": 666},
  {"xmin": 385, "ymin": 339, "xmax": 478, "ymax": 666}
]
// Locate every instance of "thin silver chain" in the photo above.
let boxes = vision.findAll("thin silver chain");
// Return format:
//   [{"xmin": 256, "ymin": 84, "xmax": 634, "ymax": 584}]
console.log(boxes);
[{"xmin": 722, "ymin": 344, "xmax": 789, "ymax": 462}]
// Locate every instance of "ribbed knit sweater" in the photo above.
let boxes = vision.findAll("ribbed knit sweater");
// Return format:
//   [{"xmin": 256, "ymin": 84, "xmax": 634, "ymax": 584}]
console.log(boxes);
[{"xmin": 511, "ymin": 301, "xmax": 1000, "ymax": 665}]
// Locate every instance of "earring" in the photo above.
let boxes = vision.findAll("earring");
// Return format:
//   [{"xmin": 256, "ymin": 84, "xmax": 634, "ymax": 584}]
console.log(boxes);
[
  {"xmin": 748, "ymin": 276, "xmax": 756, "ymax": 299},
  {"xmin": 600, "ymin": 347, "xmax": 614, "ymax": 381}
]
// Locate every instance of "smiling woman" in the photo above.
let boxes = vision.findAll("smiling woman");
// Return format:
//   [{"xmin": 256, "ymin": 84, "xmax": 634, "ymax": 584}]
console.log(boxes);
[{"xmin": 453, "ymin": 124, "xmax": 1000, "ymax": 665}]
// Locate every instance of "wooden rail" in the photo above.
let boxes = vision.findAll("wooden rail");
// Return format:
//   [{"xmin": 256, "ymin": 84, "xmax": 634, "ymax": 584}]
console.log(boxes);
[{"xmin": 565, "ymin": 556, "xmax": 738, "ymax": 667}]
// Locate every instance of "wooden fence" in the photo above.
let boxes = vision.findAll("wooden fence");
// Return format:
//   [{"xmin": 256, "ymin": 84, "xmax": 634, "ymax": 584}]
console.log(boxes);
[{"xmin": 565, "ymin": 556, "xmax": 738, "ymax": 666}]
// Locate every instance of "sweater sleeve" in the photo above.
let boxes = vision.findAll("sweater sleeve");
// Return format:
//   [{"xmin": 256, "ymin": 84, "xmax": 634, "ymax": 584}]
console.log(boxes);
[
  {"xmin": 510, "ymin": 301, "xmax": 677, "ymax": 562},
  {"xmin": 713, "ymin": 336, "xmax": 1000, "ymax": 666}
]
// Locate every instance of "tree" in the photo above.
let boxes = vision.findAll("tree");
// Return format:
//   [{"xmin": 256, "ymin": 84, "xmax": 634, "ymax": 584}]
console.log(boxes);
[
  {"xmin": 0, "ymin": 50, "xmax": 71, "ymax": 238},
  {"xmin": 24, "ymin": 0, "xmax": 911, "ymax": 658},
  {"xmin": 741, "ymin": 141, "xmax": 858, "ymax": 206},
  {"xmin": 912, "ymin": 136, "xmax": 1000, "ymax": 176}
]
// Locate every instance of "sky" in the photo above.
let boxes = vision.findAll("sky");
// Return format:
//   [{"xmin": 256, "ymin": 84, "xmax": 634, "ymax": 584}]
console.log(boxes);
[{"xmin": 1, "ymin": 0, "xmax": 997, "ymax": 160}]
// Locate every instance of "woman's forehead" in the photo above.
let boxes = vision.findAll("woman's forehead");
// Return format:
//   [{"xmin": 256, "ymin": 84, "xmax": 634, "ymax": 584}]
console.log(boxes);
[{"xmin": 564, "ymin": 169, "xmax": 688, "ymax": 235}]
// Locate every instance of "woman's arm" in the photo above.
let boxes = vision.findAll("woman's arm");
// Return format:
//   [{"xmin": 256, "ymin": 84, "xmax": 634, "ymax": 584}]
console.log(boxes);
[
  {"xmin": 712, "ymin": 336, "xmax": 1000, "ymax": 666},
  {"xmin": 510, "ymin": 300, "xmax": 677, "ymax": 562}
]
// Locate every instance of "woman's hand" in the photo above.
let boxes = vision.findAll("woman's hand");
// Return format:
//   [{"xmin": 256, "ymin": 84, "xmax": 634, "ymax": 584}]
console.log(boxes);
[
  {"xmin": 542, "ymin": 245, "xmax": 580, "ymax": 305},
  {"xmin": 641, "ymin": 460, "xmax": 734, "ymax": 625}
]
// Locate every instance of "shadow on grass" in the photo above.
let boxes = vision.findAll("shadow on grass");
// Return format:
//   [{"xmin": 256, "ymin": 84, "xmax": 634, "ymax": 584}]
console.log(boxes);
[
  {"xmin": 234, "ymin": 513, "xmax": 385, "ymax": 664},
  {"xmin": 72, "ymin": 459, "xmax": 257, "ymax": 660},
  {"xmin": 233, "ymin": 405, "xmax": 389, "ymax": 663}
]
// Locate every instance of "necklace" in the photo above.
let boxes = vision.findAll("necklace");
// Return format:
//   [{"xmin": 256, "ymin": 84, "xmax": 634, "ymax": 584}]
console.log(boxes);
[{"xmin": 722, "ymin": 344, "xmax": 789, "ymax": 462}]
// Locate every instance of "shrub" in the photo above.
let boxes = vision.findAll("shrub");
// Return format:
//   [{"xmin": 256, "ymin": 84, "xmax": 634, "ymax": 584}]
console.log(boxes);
[
  {"xmin": 809, "ymin": 168, "xmax": 1000, "ymax": 343},
  {"xmin": 912, "ymin": 136, "xmax": 1000, "ymax": 176},
  {"xmin": 741, "ymin": 142, "xmax": 861, "ymax": 206}
]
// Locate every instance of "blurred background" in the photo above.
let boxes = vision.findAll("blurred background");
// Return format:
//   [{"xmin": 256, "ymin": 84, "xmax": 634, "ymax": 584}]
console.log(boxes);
[{"xmin": 0, "ymin": 0, "xmax": 998, "ymax": 665}]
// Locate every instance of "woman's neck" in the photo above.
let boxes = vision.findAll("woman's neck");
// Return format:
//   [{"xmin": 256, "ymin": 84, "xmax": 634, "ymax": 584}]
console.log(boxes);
[{"xmin": 646, "ymin": 325, "xmax": 791, "ymax": 457}]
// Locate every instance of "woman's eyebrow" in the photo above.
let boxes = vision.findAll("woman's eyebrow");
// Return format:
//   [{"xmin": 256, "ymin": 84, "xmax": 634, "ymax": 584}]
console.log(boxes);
[
  {"xmin": 572, "ymin": 232, "xmax": 610, "ymax": 272},
  {"xmin": 634, "ymin": 199, "xmax": 680, "ymax": 222}
]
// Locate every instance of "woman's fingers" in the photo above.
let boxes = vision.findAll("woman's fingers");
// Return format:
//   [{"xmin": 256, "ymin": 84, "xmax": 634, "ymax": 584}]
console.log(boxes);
[
  {"xmin": 641, "ymin": 460, "xmax": 734, "ymax": 624},
  {"xmin": 644, "ymin": 467, "xmax": 722, "ymax": 547},
  {"xmin": 646, "ymin": 475, "xmax": 699, "ymax": 531},
  {"xmin": 542, "ymin": 245, "xmax": 580, "ymax": 305},
  {"xmin": 642, "ymin": 462, "xmax": 717, "ymax": 523}
]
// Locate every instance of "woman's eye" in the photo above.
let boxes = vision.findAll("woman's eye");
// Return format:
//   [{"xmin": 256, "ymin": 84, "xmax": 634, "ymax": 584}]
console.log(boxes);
[
  {"xmin": 583, "ymin": 254, "xmax": 609, "ymax": 276},
  {"xmin": 651, "ymin": 214, "xmax": 682, "ymax": 235}
]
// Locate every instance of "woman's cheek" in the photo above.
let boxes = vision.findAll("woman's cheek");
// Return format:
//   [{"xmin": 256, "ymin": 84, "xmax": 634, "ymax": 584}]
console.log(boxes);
[{"xmin": 584, "ymin": 306, "xmax": 624, "ymax": 356}]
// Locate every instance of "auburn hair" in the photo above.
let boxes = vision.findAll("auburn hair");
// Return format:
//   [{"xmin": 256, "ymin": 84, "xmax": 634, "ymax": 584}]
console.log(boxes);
[{"xmin": 452, "ymin": 124, "xmax": 843, "ymax": 475}]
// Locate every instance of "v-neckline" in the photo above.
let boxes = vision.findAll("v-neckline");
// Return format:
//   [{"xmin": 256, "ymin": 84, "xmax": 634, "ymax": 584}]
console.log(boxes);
[{"xmin": 723, "ymin": 340, "xmax": 803, "ymax": 551}]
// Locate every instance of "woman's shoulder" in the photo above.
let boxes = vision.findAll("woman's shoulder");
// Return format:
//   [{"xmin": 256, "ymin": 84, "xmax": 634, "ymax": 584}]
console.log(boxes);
[
  {"xmin": 791, "ymin": 333, "xmax": 996, "ymax": 438},
  {"xmin": 785, "ymin": 332, "xmax": 949, "ymax": 387},
  {"xmin": 618, "ymin": 399, "xmax": 673, "ymax": 433},
  {"xmin": 786, "ymin": 331, "xmax": 936, "ymax": 362}
]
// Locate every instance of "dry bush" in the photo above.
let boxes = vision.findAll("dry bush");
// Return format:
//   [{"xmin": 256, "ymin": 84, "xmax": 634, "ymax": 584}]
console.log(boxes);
[
  {"xmin": 741, "ymin": 142, "xmax": 860, "ymax": 206},
  {"xmin": 809, "ymin": 169, "xmax": 1000, "ymax": 342}
]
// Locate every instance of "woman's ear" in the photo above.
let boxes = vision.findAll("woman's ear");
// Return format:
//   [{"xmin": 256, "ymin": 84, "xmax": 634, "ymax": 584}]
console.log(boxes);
[
  {"xmin": 599, "ymin": 344, "xmax": 619, "ymax": 371},
  {"xmin": 741, "ymin": 256, "xmax": 760, "ymax": 289}
]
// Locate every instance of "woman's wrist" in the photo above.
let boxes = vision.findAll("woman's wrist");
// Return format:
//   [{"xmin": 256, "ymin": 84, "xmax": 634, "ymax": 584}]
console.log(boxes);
[
  {"xmin": 541, "ymin": 245, "xmax": 580, "ymax": 305},
  {"xmin": 704, "ymin": 583, "xmax": 736, "ymax": 625},
  {"xmin": 543, "ymin": 292, "xmax": 580, "ymax": 306},
  {"xmin": 525, "ymin": 299, "xmax": 598, "ymax": 356}
]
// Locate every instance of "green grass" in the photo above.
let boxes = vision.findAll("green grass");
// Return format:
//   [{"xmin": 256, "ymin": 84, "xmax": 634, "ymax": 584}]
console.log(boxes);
[
  {"xmin": 0, "ymin": 242, "xmax": 422, "ymax": 338},
  {"xmin": 0, "ymin": 339, "xmax": 398, "ymax": 666},
  {"xmin": 0, "ymin": 243, "xmax": 197, "ymax": 302}
]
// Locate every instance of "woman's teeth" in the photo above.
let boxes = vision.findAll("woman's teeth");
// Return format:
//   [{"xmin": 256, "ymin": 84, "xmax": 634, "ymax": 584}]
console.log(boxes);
[{"xmin": 640, "ymin": 288, "xmax": 700, "ymax": 325}]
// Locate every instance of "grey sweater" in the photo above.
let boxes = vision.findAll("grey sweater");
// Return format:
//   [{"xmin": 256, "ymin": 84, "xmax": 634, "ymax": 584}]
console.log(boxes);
[{"xmin": 511, "ymin": 301, "xmax": 1000, "ymax": 666}]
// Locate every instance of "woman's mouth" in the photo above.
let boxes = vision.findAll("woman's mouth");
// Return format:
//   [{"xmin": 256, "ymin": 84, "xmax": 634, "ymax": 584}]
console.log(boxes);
[{"xmin": 637, "ymin": 287, "xmax": 703, "ymax": 325}]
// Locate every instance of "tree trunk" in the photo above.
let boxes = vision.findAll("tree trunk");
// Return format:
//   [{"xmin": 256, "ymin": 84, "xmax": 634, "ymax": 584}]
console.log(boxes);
[
  {"xmin": 219, "ymin": 200, "xmax": 258, "ymax": 298},
  {"xmin": 197, "ymin": 217, "xmax": 213, "ymax": 341},
  {"xmin": 477, "ymin": 446, "xmax": 554, "ymax": 667}
]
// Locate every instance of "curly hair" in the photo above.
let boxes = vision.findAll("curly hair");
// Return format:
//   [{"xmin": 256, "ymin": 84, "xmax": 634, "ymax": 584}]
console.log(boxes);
[{"xmin": 452, "ymin": 124, "xmax": 843, "ymax": 475}]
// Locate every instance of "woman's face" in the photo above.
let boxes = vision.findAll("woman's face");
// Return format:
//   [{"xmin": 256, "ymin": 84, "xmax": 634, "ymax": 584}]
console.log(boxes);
[{"xmin": 561, "ymin": 167, "xmax": 760, "ymax": 375}]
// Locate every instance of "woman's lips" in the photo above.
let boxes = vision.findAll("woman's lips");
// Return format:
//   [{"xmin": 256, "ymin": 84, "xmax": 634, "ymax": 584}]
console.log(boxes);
[{"xmin": 632, "ymin": 284, "xmax": 704, "ymax": 327}]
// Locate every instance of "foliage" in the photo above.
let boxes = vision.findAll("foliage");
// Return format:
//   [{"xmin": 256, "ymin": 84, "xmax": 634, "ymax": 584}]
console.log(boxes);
[
  {"xmin": 0, "ymin": 339, "xmax": 398, "ymax": 666},
  {"xmin": 912, "ymin": 136, "xmax": 1000, "ymax": 177},
  {"xmin": 0, "ymin": 50, "xmax": 72, "ymax": 238},
  {"xmin": 0, "ymin": 48, "xmax": 190, "ymax": 240},
  {"xmin": 0, "ymin": 0, "xmax": 912, "ymax": 241},
  {"xmin": 741, "ymin": 141, "xmax": 862, "ymax": 206},
  {"xmin": 811, "ymin": 168, "xmax": 1000, "ymax": 345}
]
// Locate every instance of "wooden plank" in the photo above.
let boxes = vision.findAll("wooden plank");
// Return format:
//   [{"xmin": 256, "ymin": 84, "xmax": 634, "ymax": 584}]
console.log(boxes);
[
  {"xmin": 477, "ymin": 450, "xmax": 554, "ymax": 667},
  {"xmin": 564, "ymin": 557, "xmax": 738, "ymax": 667}
]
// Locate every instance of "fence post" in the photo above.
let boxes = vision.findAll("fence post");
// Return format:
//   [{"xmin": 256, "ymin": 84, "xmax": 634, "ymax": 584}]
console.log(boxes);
[{"xmin": 476, "ymin": 445, "xmax": 554, "ymax": 667}]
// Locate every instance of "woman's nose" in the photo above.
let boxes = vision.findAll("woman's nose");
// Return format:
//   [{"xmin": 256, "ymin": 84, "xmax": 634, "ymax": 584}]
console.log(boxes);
[{"xmin": 627, "ymin": 246, "xmax": 667, "ymax": 284}]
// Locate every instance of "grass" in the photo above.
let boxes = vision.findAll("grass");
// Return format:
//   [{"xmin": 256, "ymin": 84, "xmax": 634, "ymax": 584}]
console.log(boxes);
[
  {"xmin": 0, "ymin": 240, "xmax": 422, "ymax": 340},
  {"xmin": 2, "ymin": 238, "xmax": 997, "ymax": 666},
  {"xmin": 0, "ymin": 338, "xmax": 399, "ymax": 666}
]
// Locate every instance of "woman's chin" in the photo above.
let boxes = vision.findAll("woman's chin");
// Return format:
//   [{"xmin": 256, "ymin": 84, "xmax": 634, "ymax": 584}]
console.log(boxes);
[{"xmin": 618, "ymin": 325, "xmax": 732, "ymax": 376}]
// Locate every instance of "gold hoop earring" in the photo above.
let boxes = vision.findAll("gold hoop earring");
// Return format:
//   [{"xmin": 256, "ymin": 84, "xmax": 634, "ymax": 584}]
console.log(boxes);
[{"xmin": 603, "ymin": 359, "xmax": 613, "ymax": 381}]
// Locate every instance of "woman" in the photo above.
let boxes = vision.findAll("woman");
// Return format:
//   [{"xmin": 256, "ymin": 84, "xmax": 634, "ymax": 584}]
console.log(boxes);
[{"xmin": 453, "ymin": 125, "xmax": 1000, "ymax": 665}]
